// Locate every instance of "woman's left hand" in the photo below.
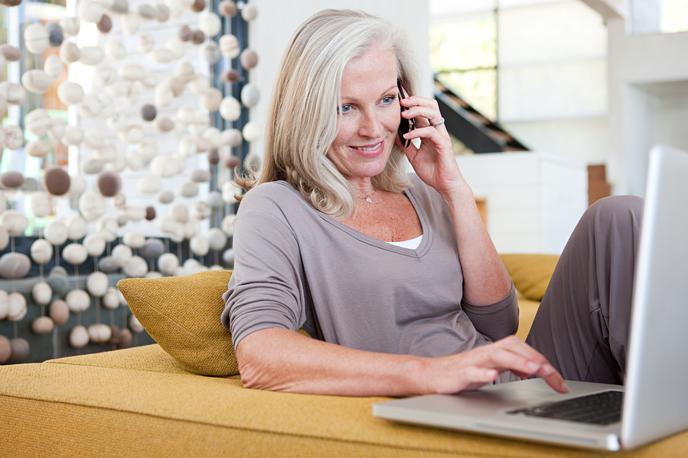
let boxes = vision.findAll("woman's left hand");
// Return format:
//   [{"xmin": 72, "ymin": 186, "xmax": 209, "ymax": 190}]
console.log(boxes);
[{"xmin": 399, "ymin": 95, "xmax": 467, "ymax": 197}]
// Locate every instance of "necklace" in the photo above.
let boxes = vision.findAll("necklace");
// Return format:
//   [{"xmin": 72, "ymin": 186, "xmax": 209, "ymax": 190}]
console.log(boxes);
[{"xmin": 357, "ymin": 190, "xmax": 376, "ymax": 203}]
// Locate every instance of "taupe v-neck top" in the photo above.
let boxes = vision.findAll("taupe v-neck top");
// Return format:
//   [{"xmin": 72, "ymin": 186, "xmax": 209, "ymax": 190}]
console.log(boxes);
[{"xmin": 221, "ymin": 174, "xmax": 518, "ymax": 357}]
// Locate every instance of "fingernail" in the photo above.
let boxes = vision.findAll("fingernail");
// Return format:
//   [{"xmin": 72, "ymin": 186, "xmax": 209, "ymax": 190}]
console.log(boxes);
[
  {"xmin": 561, "ymin": 381, "xmax": 570, "ymax": 392},
  {"xmin": 402, "ymin": 133, "xmax": 409, "ymax": 139}
]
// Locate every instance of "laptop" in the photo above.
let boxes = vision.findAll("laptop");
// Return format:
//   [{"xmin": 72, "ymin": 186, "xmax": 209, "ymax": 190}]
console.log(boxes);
[{"xmin": 373, "ymin": 145, "xmax": 688, "ymax": 451}]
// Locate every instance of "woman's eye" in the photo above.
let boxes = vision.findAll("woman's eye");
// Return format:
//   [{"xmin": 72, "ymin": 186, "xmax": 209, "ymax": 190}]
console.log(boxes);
[
  {"xmin": 339, "ymin": 104, "xmax": 353, "ymax": 114},
  {"xmin": 381, "ymin": 95, "xmax": 397, "ymax": 105}
]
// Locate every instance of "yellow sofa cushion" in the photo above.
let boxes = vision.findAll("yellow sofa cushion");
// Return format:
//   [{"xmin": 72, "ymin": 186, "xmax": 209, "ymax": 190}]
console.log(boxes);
[
  {"xmin": 500, "ymin": 254, "xmax": 559, "ymax": 301},
  {"xmin": 117, "ymin": 270, "xmax": 237, "ymax": 376}
]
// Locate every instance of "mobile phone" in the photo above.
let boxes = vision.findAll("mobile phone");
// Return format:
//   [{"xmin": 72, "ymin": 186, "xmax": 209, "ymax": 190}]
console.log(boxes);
[{"xmin": 397, "ymin": 79, "xmax": 415, "ymax": 148}]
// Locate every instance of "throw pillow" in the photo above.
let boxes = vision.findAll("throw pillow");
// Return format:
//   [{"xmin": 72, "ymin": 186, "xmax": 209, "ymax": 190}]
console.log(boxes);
[
  {"xmin": 499, "ymin": 254, "xmax": 559, "ymax": 301},
  {"xmin": 117, "ymin": 270, "xmax": 238, "ymax": 376}
]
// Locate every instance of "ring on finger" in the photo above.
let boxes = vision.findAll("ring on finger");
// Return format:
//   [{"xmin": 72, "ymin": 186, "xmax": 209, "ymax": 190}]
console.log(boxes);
[{"xmin": 430, "ymin": 117, "xmax": 445, "ymax": 127}]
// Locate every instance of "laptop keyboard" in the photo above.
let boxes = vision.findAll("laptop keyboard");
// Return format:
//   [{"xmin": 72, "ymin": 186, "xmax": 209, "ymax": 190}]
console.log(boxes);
[{"xmin": 507, "ymin": 390, "xmax": 623, "ymax": 425}]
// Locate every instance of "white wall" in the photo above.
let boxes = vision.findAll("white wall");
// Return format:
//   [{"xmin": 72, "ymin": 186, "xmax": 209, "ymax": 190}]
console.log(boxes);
[
  {"xmin": 503, "ymin": 117, "xmax": 610, "ymax": 164},
  {"xmin": 497, "ymin": 0, "xmax": 609, "ymax": 163},
  {"xmin": 607, "ymin": 17, "xmax": 688, "ymax": 195},
  {"xmin": 248, "ymin": 0, "xmax": 431, "ymax": 157},
  {"xmin": 457, "ymin": 153, "xmax": 588, "ymax": 254}
]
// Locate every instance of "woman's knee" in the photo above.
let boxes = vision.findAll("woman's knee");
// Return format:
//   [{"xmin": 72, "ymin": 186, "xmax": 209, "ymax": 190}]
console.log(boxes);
[{"xmin": 582, "ymin": 195, "xmax": 644, "ymax": 230}]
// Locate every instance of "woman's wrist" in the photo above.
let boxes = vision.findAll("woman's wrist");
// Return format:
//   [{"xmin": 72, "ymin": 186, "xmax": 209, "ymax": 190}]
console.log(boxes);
[
  {"xmin": 404, "ymin": 356, "xmax": 437, "ymax": 395},
  {"xmin": 441, "ymin": 183, "xmax": 475, "ymax": 209}
]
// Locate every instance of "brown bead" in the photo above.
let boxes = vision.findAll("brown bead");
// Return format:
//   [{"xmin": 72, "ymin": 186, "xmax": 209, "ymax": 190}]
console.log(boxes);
[
  {"xmin": 191, "ymin": 0, "xmax": 205, "ymax": 12},
  {"xmin": 141, "ymin": 104, "xmax": 157, "ymax": 122},
  {"xmin": 218, "ymin": 0, "xmax": 237, "ymax": 17},
  {"xmin": 97, "ymin": 14, "xmax": 113, "ymax": 33},
  {"xmin": 191, "ymin": 30, "xmax": 206, "ymax": 45},
  {"xmin": 1, "ymin": 44, "xmax": 21, "ymax": 61},
  {"xmin": 240, "ymin": 49, "xmax": 259, "ymax": 70},
  {"xmin": 224, "ymin": 155, "xmax": 240, "ymax": 169},
  {"xmin": 0, "ymin": 0, "xmax": 23, "ymax": 7},
  {"xmin": 207, "ymin": 148, "xmax": 220, "ymax": 165},
  {"xmin": 145, "ymin": 206, "xmax": 156, "ymax": 221},
  {"xmin": 1, "ymin": 171, "xmax": 24, "ymax": 189},
  {"xmin": 222, "ymin": 69, "xmax": 241, "ymax": 84},
  {"xmin": 178, "ymin": 25, "xmax": 192, "ymax": 42},
  {"xmin": 97, "ymin": 171, "xmax": 121, "ymax": 197},
  {"xmin": 44, "ymin": 167, "xmax": 71, "ymax": 196}
]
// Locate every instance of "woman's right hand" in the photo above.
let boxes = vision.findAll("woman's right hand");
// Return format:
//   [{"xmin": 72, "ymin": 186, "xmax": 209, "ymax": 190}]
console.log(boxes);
[{"xmin": 421, "ymin": 335, "xmax": 569, "ymax": 394}]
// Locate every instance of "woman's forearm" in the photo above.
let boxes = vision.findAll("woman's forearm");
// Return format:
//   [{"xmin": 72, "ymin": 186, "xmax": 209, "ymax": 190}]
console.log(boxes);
[
  {"xmin": 236, "ymin": 329, "xmax": 569, "ymax": 396},
  {"xmin": 236, "ymin": 328, "xmax": 430, "ymax": 396},
  {"xmin": 442, "ymin": 183, "xmax": 512, "ymax": 305}
]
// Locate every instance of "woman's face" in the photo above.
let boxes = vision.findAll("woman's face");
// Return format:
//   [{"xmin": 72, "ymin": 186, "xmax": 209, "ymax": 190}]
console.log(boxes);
[{"xmin": 327, "ymin": 46, "xmax": 401, "ymax": 183}]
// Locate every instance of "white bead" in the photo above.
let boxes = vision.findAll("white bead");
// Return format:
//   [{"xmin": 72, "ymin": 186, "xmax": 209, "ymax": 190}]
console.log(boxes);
[
  {"xmin": 219, "ymin": 34, "xmax": 240, "ymax": 58},
  {"xmin": 1, "ymin": 211, "xmax": 29, "ymax": 236},
  {"xmin": 219, "ymin": 96, "xmax": 241, "ymax": 121},
  {"xmin": 112, "ymin": 244, "xmax": 133, "ymax": 266},
  {"xmin": 67, "ymin": 215, "xmax": 88, "ymax": 240},
  {"xmin": 240, "ymin": 83, "xmax": 260, "ymax": 108},
  {"xmin": 123, "ymin": 231, "xmax": 145, "ymax": 248},
  {"xmin": 45, "ymin": 220, "xmax": 68, "ymax": 246},
  {"xmin": 83, "ymin": 233, "xmax": 106, "ymax": 257},
  {"xmin": 123, "ymin": 256, "xmax": 148, "ymax": 277},
  {"xmin": 63, "ymin": 243, "xmax": 88, "ymax": 265},
  {"xmin": 30, "ymin": 192, "xmax": 52, "ymax": 217},
  {"xmin": 190, "ymin": 235, "xmax": 209, "ymax": 256},
  {"xmin": 198, "ymin": 11, "xmax": 221, "ymax": 37},
  {"xmin": 207, "ymin": 227, "xmax": 227, "ymax": 250},
  {"xmin": 44, "ymin": 55, "xmax": 65, "ymax": 78},
  {"xmin": 66, "ymin": 289, "xmax": 90, "ymax": 312},
  {"xmin": 21, "ymin": 70, "xmax": 53, "ymax": 94},
  {"xmin": 57, "ymin": 81, "xmax": 84, "ymax": 105},
  {"xmin": 157, "ymin": 253, "xmax": 179, "ymax": 275},
  {"xmin": 87, "ymin": 271, "xmax": 109, "ymax": 297},
  {"xmin": 7, "ymin": 292, "xmax": 27, "ymax": 321},
  {"xmin": 31, "ymin": 239, "xmax": 53, "ymax": 264},
  {"xmin": 69, "ymin": 325, "xmax": 89, "ymax": 348},
  {"xmin": 102, "ymin": 287, "xmax": 120, "ymax": 310},
  {"xmin": 79, "ymin": 191, "xmax": 106, "ymax": 221},
  {"xmin": 32, "ymin": 281, "xmax": 53, "ymax": 305},
  {"xmin": 180, "ymin": 181, "xmax": 199, "ymax": 198},
  {"xmin": 242, "ymin": 122, "xmax": 262, "ymax": 142},
  {"xmin": 24, "ymin": 23, "xmax": 50, "ymax": 54}
]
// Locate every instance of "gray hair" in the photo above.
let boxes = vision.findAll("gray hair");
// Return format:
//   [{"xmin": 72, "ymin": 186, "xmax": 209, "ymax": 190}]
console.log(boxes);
[{"xmin": 238, "ymin": 9, "xmax": 417, "ymax": 218}]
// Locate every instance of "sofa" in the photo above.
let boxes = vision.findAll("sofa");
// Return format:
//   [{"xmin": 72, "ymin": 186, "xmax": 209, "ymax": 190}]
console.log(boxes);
[{"xmin": 1, "ymin": 254, "xmax": 686, "ymax": 457}]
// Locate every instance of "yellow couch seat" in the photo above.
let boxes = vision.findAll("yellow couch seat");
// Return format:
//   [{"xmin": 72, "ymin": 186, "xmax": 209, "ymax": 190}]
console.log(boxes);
[{"xmin": 2, "ymin": 255, "xmax": 687, "ymax": 456}]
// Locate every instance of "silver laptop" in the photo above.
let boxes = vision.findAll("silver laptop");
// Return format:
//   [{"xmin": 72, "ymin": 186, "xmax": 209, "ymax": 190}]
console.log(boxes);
[{"xmin": 373, "ymin": 145, "xmax": 688, "ymax": 451}]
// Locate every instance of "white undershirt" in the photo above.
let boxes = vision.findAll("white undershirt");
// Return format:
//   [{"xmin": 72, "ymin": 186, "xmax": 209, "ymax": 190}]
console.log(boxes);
[{"xmin": 385, "ymin": 234, "xmax": 423, "ymax": 249}]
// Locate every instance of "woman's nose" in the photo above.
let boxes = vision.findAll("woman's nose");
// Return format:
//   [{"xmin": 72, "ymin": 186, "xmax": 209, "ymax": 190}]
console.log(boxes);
[{"xmin": 357, "ymin": 109, "xmax": 384, "ymax": 138}]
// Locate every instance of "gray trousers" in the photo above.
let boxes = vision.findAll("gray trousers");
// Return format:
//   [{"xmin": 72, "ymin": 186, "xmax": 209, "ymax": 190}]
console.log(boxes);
[{"xmin": 525, "ymin": 196, "xmax": 644, "ymax": 384}]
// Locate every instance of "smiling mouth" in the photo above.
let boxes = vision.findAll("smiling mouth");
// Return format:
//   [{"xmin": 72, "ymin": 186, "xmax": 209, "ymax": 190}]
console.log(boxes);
[{"xmin": 350, "ymin": 141, "xmax": 383, "ymax": 154}]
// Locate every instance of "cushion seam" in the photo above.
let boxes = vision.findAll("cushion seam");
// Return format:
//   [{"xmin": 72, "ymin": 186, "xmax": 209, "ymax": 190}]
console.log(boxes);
[{"xmin": 0, "ymin": 393, "xmax": 539, "ymax": 457}]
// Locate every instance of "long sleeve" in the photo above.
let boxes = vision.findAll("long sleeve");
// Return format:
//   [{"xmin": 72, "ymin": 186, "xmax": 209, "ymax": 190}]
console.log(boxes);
[
  {"xmin": 461, "ymin": 284, "xmax": 519, "ymax": 341},
  {"xmin": 220, "ymin": 189, "xmax": 307, "ymax": 350}
]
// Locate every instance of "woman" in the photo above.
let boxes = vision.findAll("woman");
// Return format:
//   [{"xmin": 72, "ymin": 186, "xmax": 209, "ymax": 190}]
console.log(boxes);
[{"xmin": 221, "ymin": 9, "xmax": 642, "ymax": 396}]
